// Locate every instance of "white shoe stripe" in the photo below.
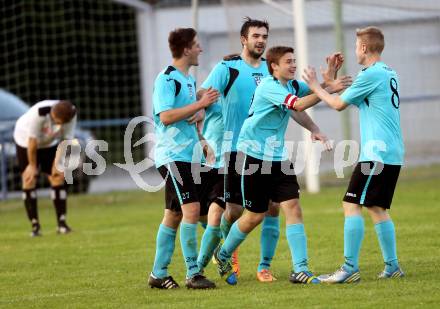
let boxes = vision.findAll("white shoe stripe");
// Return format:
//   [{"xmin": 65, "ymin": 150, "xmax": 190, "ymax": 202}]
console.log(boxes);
[{"xmin": 347, "ymin": 273, "xmax": 360, "ymax": 282}]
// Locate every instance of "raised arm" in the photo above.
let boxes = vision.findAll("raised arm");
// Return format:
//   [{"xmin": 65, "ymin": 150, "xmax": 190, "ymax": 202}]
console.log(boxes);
[
  {"xmin": 303, "ymin": 66, "xmax": 348, "ymax": 111},
  {"xmin": 292, "ymin": 76, "xmax": 351, "ymax": 112}
]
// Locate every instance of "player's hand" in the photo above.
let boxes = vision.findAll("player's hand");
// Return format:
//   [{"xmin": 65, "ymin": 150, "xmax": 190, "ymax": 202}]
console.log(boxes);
[
  {"xmin": 302, "ymin": 66, "xmax": 320, "ymax": 90},
  {"xmin": 187, "ymin": 109, "xmax": 205, "ymax": 124},
  {"xmin": 321, "ymin": 53, "xmax": 337, "ymax": 83},
  {"xmin": 23, "ymin": 164, "xmax": 38, "ymax": 184},
  {"xmin": 202, "ymin": 141, "xmax": 216, "ymax": 166},
  {"xmin": 199, "ymin": 87, "xmax": 220, "ymax": 108},
  {"xmin": 326, "ymin": 75, "xmax": 352, "ymax": 93},
  {"xmin": 333, "ymin": 52, "xmax": 344, "ymax": 72},
  {"xmin": 321, "ymin": 52, "xmax": 345, "ymax": 84},
  {"xmin": 311, "ymin": 130, "xmax": 332, "ymax": 152}
]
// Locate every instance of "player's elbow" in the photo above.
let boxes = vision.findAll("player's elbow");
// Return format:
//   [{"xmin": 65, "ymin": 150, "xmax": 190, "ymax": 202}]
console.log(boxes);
[
  {"xmin": 335, "ymin": 105, "xmax": 345, "ymax": 111},
  {"xmin": 331, "ymin": 98, "xmax": 347, "ymax": 111},
  {"xmin": 159, "ymin": 113, "xmax": 173, "ymax": 126}
]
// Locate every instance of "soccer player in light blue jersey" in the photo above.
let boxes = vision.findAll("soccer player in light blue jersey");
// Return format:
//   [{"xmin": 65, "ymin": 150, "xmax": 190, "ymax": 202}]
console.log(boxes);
[
  {"xmin": 194, "ymin": 97, "xmax": 227, "ymax": 271},
  {"xmin": 198, "ymin": 18, "xmax": 278, "ymax": 281},
  {"xmin": 213, "ymin": 46, "xmax": 350, "ymax": 285},
  {"xmin": 148, "ymin": 28, "xmax": 220, "ymax": 289},
  {"xmin": 303, "ymin": 26, "xmax": 405, "ymax": 283},
  {"xmin": 198, "ymin": 18, "xmax": 349, "ymax": 283}
]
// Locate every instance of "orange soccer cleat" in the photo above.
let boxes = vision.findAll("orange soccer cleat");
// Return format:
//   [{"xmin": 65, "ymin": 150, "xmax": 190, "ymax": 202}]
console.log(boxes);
[
  {"xmin": 256, "ymin": 269, "xmax": 277, "ymax": 282},
  {"xmin": 231, "ymin": 248, "xmax": 240, "ymax": 277}
]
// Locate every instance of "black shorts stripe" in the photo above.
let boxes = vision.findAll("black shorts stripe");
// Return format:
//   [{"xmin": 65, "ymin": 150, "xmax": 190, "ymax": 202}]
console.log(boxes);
[
  {"xmin": 343, "ymin": 161, "xmax": 401, "ymax": 209},
  {"xmin": 158, "ymin": 162, "xmax": 200, "ymax": 212}
]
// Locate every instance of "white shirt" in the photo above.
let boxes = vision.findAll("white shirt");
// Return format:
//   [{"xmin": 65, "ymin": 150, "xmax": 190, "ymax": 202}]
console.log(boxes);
[{"xmin": 13, "ymin": 100, "xmax": 77, "ymax": 148}]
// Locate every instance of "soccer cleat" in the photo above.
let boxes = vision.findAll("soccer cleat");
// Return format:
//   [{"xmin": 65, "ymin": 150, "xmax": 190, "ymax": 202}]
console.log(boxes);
[
  {"xmin": 257, "ymin": 269, "xmax": 277, "ymax": 282},
  {"xmin": 30, "ymin": 223, "xmax": 41, "ymax": 237},
  {"xmin": 377, "ymin": 267, "xmax": 405, "ymax": 279},
  {"xmin": 148, "ymin": 273, "xmax": 179, "ymax": 289},
  {"xmin": 57, "ymin": 222, "xmax": 72, "ymax": 234},
  {"xmin": 225, "ymin": 272, "xmax": 237, "ymax": 285},
  {"xmin": 318, "ymin": 267, "xmax": 360, "ymax": 284},
  {"xmin": 213, "ymin": 246, "xmax": 237, "ymax": 285},
  {"xmin": 185, "ymin": 274, "xmax": 216, "ymax": 289},
  {"xmin": 289, "ymin": 271, "xmax": 320, "ymax": 284},
  {"xmin": 211, "ymin": 243, "xmax": 221, "ymax": 265},
  {"xmin": 231, "ymin": 248, "xmax": 240, "ymax": 277}
]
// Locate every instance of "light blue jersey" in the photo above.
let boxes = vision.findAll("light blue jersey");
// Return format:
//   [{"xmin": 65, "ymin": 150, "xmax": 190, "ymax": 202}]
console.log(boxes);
[
  {"xmin": 202, "ymin": 101, "xmax": 224, "ymax": 168},
  {"xmin": 201, "ymin": 56, "xmax": 269, "ymax": 152},
  {"xmin": 237, "ymin": 76, "xmax": 310, "ymax": 161},
  {"xmin": 153, "ymin": 66, "xmax": 201, "ymax": 168},
  {"xmin": 340, "ymin": 61, "xmax": 404, "ymax": 165}
]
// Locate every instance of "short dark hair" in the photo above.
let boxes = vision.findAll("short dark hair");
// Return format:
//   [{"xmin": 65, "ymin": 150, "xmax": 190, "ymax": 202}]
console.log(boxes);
[
  {"xmin": 356, "ymin": 26, "xmax": 385, "ymax": 54},
  {"xmin": 223, "ymin": 53, "xmax": 240, "ymax": 61},
  {"xmin": 168, "ymin": 28, "xmax": 197, "ymax": 59},
  {"xmin": 240, "ymin": 17, "xmax": 269, "ymax": 38},
  {"xmin": 266, "ymin": 46, "xmax": 294, "ymax": 75},
  {"xmin": 52, "ymin": 100, "xmax": 76, "ymax": 123}
]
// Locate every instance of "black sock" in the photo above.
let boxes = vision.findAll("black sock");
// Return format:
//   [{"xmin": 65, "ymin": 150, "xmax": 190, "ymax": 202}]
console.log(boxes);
[
  {"xmin": 51, "ymin": 185, "xmax": 67, "ymax": 225},
  {"xmin": 23, "ymin": 189, "xmax": 38, "ymax": 224}
]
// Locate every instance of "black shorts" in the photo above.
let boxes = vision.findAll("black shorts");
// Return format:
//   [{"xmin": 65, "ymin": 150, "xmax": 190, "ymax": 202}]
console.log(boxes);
[
  {"xmin": 343, "ymin": 161, "xmax": 401, "ymax": 209},
  {"xmin": 198, "ymin": 167, "xmax": 225, "ymax": 214},
  {"xmin": 158, "ymin": 162, "xmax": 201, "ymax": 213},
  {"xmin": 16, "ymin": 143, "xmax": 58, "ymax": 174},
  {"xmin": 240, "ymin": 153, "xmax": 300, "ymax": 213},
  {"xmin": 224, "ymin": 151, "xmax": 244, "ymax": 205}
]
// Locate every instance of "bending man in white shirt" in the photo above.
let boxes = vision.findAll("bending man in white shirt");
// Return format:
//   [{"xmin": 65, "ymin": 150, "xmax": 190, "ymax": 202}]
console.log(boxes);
[{"xmin": 14, "ymin": 100, "xmax": 77, "ymax": 237}]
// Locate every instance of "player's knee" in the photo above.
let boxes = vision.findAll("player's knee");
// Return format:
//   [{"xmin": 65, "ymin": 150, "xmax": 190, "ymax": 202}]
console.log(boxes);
[
  {"xmin": 282, "ymin": 199, "xmax": 303, "ymax": 220},
  {"xmin": 49, "ymin": 172, "xmax": 64, "ymax": 186},
  {"xmin": 286, "ymin": 199, "xmax": 301, "ymax": 211},
  {"xmin": 163, "ymin": 210, "xmax": 182, "ymax": 228},
  {"xmin": 243, "ymin": 212, "xmax": 264, "ymax": 228},
  {"xmin": 22, "ymin": 177, "xmax": 36, "ymax": 190},
  {"xmin": 367, "ymin": 206, "xmax": 390, "ymax": 223},
  {"xmin": 181, "ymin": 202, "xmax": 201, "ymax": 223},
  {"xmin": 208, "ymin": 203, "xmax": 224, "ymax": 225},
  {"xmin": 343, "ymin": 201, "xmax": 362, "ymax": 217},
  {"xmin": 226, "ymin": 202, "xmax": 243, "ymax": 220}
]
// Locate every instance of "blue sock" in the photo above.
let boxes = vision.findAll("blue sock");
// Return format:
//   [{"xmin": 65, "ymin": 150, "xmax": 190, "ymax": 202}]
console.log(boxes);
[
  {"xmin": 152, "ymin": 224, "xmax": 176, "ymax": 279},
  {"xmin": 180, "ymin": 222, "xmax": 200, "ymax": 278},
  {"xmin": 258, "ymin": 216, "xmax": 280, "ymax": 272},
  {"xmin": 220, "ymin": 214, "xmax": 232, "ymax": 239},
  {"xmin": 218, "ymin": 222, "xmax": 247, "ymax": 262},
  {"xmin": 286, "ymin": 223, "xmax": 309, "ymax": 273},
  {"xmin": 343, "ymin": 215, "xmax": 365, "ymax": 272},
  {"xmin": 197, "ymin": 225, "xmax": 221, "ymax": 269},
  {"xmin": 375, "ymin": 220, "xmax": 399, "ymax": 272}
]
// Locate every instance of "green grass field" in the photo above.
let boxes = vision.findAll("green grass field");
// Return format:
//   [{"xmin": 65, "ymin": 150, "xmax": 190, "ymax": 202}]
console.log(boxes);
[{"xmin": 1, "ymin": 167, "xmax": 440, "ymax": 308}]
